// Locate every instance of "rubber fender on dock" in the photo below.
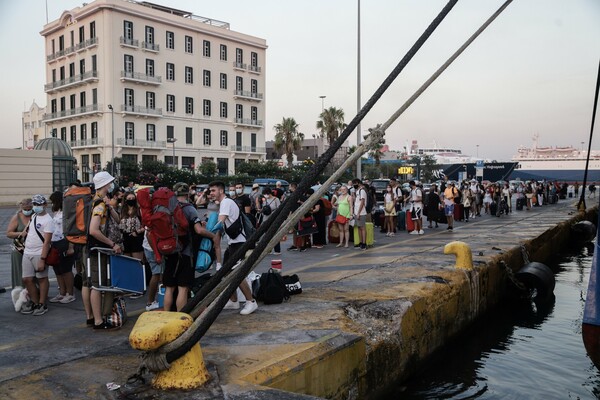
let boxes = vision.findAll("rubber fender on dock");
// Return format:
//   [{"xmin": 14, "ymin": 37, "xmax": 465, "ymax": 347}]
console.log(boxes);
[
  {"xmin": 571, "ymin": 220, "xmax": 597, "ymax": 243},
  {"xmin": 515, "ymin": 262, "xmax": 555, "ymax": 301}
]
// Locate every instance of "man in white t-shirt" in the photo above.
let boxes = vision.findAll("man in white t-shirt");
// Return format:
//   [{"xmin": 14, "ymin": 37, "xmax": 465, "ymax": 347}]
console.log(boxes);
[
  {"xmin": 352, "ymin": 178, "xmax": 368, "ymax": 250},
  {"xmin": 408, "ymin": 181, "xmax": 424, "ymax": 235},
  {"xmin": 21, "ymin": 194, "xmax": 54, "ymax": 316},
  {"xmin": 210, "ymin": 181, "xmax": 258, "ymax": 316}
]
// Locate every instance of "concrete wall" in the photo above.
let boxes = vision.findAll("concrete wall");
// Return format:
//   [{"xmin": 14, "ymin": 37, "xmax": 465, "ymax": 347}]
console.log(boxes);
[{"xmin": 0, "ymin": 149, "xmax": 53, "ymax": 205}]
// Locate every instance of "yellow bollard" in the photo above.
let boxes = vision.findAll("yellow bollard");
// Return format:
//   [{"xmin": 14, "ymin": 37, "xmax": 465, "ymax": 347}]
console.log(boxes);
[
  {"xmin": 443, "ymin": 241, "xmax": 473, "ymax": 270},
  {"xmin": 129, "ymin": 311, "xmax": 210, "ymax": 390}
]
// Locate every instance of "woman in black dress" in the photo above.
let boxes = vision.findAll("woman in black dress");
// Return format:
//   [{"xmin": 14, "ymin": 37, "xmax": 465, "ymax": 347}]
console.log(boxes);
[{"xmin": 425, "ymin": 184, "xmax": 441, "ymax": 228}]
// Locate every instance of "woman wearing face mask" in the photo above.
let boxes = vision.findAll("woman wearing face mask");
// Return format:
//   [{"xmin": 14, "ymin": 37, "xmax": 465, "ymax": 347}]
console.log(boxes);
[
  {"xmin": 48, "ymin": 191, "xmax": 76, "ymax": 304},
  {"xmin": 383, "ymin": 184, "xmax": 397, "ymax": 236},
  {"xmin": 119, "ymin": 193, "xmax": 144, "ymax": 261},
  {"xmin": 6, "ymin": 198, "xmax": 33, "ymax": 289},
  {"xmin": 258, "ymin": 188, "xmax": 282, "ymax": 254}
]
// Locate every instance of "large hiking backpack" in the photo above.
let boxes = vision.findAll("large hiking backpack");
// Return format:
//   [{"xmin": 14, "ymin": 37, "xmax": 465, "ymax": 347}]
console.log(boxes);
[
  {"xmin": 256, "ymin": 269, "xmax": 290, "ymax": 304},
  {"xmin": 138, "ymin": 187, "xmax": 189, "ymax": 263},
  {"xmin": 63, "ymin": 186, "xmax": 96, "ymax": 244}
]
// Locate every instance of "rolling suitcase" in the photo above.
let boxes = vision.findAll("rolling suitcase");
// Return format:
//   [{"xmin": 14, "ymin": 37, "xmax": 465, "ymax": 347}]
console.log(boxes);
[
  {"xmin": 516, "ymin": 198, "xmax": 524, "ymax": 211},
  {"xmin": 454, "ymin": 203, "xmax": 464, "ymax": 221},
  {"xmin": 328, "ymin": 220, "xmax": 340, "ymax": 244},
  {"xmin": 406, "ymin": 210, "xmax": 415, "ymax": 232},
  {"xmin": 397, "ymin": 210, "xmax": 406, "ymax": 231},
  {"xmin": 489, "ymin": 201, "xmax": 497, "ymax": 216},
  {"xmin": 353, "ymin": 222, "xmax": 375, "ymax": 247}
]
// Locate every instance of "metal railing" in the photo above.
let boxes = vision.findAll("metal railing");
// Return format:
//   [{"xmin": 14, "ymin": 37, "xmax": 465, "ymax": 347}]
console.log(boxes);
[
  {"xmin": 44, "ymin": 70, "xmax": 98, "ymax": 91},
  {"xmin": 116, "ymin": 138, "xmax": 166, "ymax": 148},
  {"xmin": 120, "ymin": 70, "xmax": 162, "ymax": 84},
  {"xmin": 230, "ymin": 145, "xmax": 265, "ymax": 153},
  {"xmin": 120, "ymin": 36, "xmax": 139, "ymax": 47},
  {"xmin": 249, "ymin": 65, "xmax": 262, "ymax": 73},
  {"xmin": 142, "ymin": 41, "xmax": 160, "ymax": 52},
  {"xmin": 47, "ymin": 37, "xmax": 98, "ymax": 61},
  {"xmin": 70, "ymin": 138, "xmax": 103, "ymax": 147},
  {"xmin": 43, "ymin": 103, "xmax": 100, "ymax": 121},
  {"xmin": 233, "ymin": 90, "xmax": 263, "ymax": 100},
  {"xmin": 121, "ymin": 105, "xmax": 163, "ymax": 116},
  {"xmin": 234, "ymin": 118, "xmax": 263, "ymax": 127},
  {"xmin": 233, "ymin": 62, "xmax": 247, "ymax": 70}
]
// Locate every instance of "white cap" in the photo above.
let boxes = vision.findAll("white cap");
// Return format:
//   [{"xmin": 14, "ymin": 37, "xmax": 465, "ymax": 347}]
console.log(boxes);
[{"xmin": 93, "ymin": 171, "xmax": 115, "ymax": 189}]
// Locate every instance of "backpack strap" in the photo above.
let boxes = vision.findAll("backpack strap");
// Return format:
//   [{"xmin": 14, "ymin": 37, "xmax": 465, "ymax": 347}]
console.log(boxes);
[{"xmin": 32, "ymin": 216, "xmax": 44, "ymax": 242}]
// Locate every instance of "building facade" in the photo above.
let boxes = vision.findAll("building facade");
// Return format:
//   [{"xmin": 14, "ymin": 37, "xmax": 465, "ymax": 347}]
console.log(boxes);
[
  {"xmin": 41, "ymin": 0, "xmax": 266, "ymax": 181},
  {"xmin": 266, "ymin": 137, "xmax": 349, "ymax": 168},
  {"xmin": 22, "ymin": 101, "xmax": 47, "ymax": 150}
]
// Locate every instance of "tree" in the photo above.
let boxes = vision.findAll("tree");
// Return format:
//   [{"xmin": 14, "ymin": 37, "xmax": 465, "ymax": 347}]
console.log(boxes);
[
  {"xmin": 316, "ymin": 107, "xmax": 347, "ymax": 147},
  {"xmin": 274, "ymin": 117, "xmax": 304, "ymax": 168},
  {"xmin": 198, "ymin": 160, "xmax": 217, "ymax": 178},
  {"xmin": 408, "ymin": 154, "xmax": 439, "ymax": 182},
  {"xmin": 368, "ymin": 142, "xmax": 384, "ymax": 166}
]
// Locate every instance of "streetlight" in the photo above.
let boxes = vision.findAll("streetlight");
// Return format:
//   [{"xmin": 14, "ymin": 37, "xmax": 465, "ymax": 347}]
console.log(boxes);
[
  {"xmin": 476, "ymin": 144, "xmax": 479, "ymax": 158},
  {"xmin": 356, "ymin": 0, "xmax": 362, "ymax": 179},
  {"xmin": 108, "ymin": 104, "xmax": 114, "ymax": 175},
  {"xmin": 319, "ymin": 95, "xmax": 326, "ymax": 112},
  {"xmin": 167, "ymin": 137, "xmax": 177, "ymax": 167},
  {"xmin": 582, "ymin": 141, "xmax": 585, "ymax": 152}
]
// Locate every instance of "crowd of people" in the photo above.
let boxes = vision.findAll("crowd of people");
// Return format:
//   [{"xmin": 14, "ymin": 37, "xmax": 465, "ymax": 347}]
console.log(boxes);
[{"xmin": 5, "ymin": 172, "xmax": 585, "ymax": 327}]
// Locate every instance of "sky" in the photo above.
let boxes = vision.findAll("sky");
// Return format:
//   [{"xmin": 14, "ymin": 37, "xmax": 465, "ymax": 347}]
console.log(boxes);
[{"xmin": 0, "ymin": 0, "xmax": 599, "ymax": 161}]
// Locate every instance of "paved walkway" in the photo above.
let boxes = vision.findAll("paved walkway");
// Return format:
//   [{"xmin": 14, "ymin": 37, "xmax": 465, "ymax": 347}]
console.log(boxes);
[{"xmin": 0, "ymin": 198, "xmax": 587, "ymax": 398}]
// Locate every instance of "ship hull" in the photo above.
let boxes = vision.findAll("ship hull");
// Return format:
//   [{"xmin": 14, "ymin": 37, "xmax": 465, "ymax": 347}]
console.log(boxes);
[
  {"xmin": 437, "ymin": 162, "xmax": 517, "ymax": 182},
  {"xmin": 509, "ymin": 169, "xmax": 600, "ymax": 182}
]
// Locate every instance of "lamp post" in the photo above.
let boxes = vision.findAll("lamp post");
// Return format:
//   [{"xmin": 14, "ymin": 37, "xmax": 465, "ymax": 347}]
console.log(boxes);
[
  {"xmin": 108, "ymin": 104, "xmax": 114, "ymax": 176},
  {"xmin": 476, "ymin": 144, "xmax": 479, "ymax": 158},
  {"xmin": 167, "ymin": 137, "xmax": 177, "ymax": 168},
  {"xmin": 319, "ymin": 95, "xmax": 326, "ymax": 112},
  {"xmin": 582, "ymin": 141, "xmax": 585, "ymax": 152},
  {"xmin": 356, "ymin": 0, "xmax": 362, "ymax": 179}
]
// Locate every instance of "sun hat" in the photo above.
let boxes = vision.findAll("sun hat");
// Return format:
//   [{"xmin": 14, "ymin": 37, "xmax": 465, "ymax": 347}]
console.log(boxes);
[
  {"xmin": 93, "ymin": 171, "xmax": 115, "ymax": 190},
  {"xmin": 173, "ymin": 182, "xmax": 190, "ymax": 196},
  {"xmin": 32, "ymin": 194, "xmax": 47, "ymax": 205},
  {"xmin": 252, "ymin": 183, "xmax": 259, "ymax": 189}
]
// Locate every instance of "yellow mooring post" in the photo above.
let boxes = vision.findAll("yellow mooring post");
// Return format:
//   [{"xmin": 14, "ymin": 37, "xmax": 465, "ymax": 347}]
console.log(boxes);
[
  {"xmin": 129, "ymin": 311, "xmax": 210, "ymax": 390},
  {"xmin": 443, "ymin": 241, "xmax": 473, "ymax": 270}
]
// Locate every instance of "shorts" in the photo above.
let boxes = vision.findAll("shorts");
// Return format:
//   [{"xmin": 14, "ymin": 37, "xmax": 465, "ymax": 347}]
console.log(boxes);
[
  {"xmin": 144, "ymin": 248, "xmax": 164, "ymax": 276},
  {"xmin": 410, "ymin": 206, "xmax": 422, "ymax": 220},
  {"xmin": 123, "ymin": 233, "xmax": 144, "ymax": 253},
  {"xmin": 53, "ymin": 253, "xmax": 75, "ymax": 275},
  {"xmin": 354, "ymin": 215, "xmax": 367, "ymax": 227},
  {"xmin": 224, "ymin": 242, "xmax": 245, "ymax": 265},
  {"xmin": 84, "ymin": 249, "xmax": 109, "ymax": 288},
  {"xmin": 444, "ymin": 204, "xmax": 455, "ymax": 216},
  {"xmin": 22, "ymin": 254, "xmax": 49, "ymax": 279},
  {"xmin": 162, "ymin": 254, "xmax": 194, "ymax": 288}
]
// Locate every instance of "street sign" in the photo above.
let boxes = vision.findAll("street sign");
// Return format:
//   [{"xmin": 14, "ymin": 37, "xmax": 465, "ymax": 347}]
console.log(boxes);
[{"xmin": 398, "ymin": 166, "xmax": 414, "ymax": 174}]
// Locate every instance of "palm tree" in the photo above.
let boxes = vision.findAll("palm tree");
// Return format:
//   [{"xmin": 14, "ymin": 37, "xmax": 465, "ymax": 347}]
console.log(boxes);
[
  {"xmin": 274, "ymin": 117, "xmax": 304, "ymax": 168},
  {"xmin": 368, "ymin": 142, "xmax": 384, "ymax": 166},
  {"xmin": 316, "ymin": 107, "xmax": 347, "ymax": 147}
]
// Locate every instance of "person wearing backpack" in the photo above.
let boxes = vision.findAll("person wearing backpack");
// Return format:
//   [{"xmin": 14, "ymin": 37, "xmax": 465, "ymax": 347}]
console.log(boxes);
[
  {"xmin": 209, "ymin": 181, "xmax": 258, "ymax": 315},
  {"xmin": 352, "ymin": 178, "xmax": 368, "ymax": 250},
  {"xmin": 257, "ymin": 187, "xmax": 281, "ymax": 254},
  {"xmin": 162, "ymin": 183, "xmax": 222, "ymax": 312}
]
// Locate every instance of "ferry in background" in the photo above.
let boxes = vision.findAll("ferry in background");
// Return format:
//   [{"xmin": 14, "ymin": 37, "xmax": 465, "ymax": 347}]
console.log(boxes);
[{"xmin": 509, "ymin": 134, "xmax": 600, "ymax": 182}]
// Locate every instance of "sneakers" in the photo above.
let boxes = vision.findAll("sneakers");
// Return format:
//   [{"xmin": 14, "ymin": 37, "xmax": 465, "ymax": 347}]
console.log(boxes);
[
  {"xmin": 287, "ymin": 246, "xmax": 298, "ymax": 251},
  {"xmin": 418, "ymin": 230, "xmax": 424, "ymax": 235},
  {"xmin": 145, "ymin": 301, "xmax": 159, "ymax": 311},
  {"xmin": 240, "ymin": 300, "xmax": 258, "ymax": 315},
  {"xmin": 20, "ymin": 300, "xmax": 35, "ymax": 314},
  {"xmin": 360, "ymin": 243, "xmax": 367, "ymax": 251},
  {"xmin": 216, "ymin": 263, "xmax": 223, "ymax": 271},
  {"xmin": 271, "ymin": 251, "xmax": 281, "ymax": 255},
  {"xmin": 49, "ymin": 294, "xmax": 64, "ymax": 303},
  {"xmin": 410, "ymin": 230, "xmax": 419, "ymax": 235},
  {"xmin": 32, "ymin": 303, "xmax": 48, "ymax": 316},
  {"xmin": 59, "ymin": 294, "xmax": 76, "ymax": 304},
  {"xmin": 224, "ymin": 300, "xmax": 240, "ymax": 310},
  {"xmin": 93, "ymin": 321, "xmax": 118, "ymax": 330},
  {"xmin": 129, "ymin": 293, "xmax": 143, "ymax": 299}
]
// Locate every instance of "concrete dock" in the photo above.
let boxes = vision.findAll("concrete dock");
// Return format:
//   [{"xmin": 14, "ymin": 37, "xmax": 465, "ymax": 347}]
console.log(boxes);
[{"xmin": 0, "ymin": 198, "xmax": 593, "ymax": 399}]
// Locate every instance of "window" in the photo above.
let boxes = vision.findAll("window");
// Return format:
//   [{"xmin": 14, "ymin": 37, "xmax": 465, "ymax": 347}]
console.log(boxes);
[
  {"xmin": 236, "ymin": 104, "xmax": 243, "ymax": 119},
  {"xmin": 203, "ymin": 99, "xmax": 211, "ymax": 117},
  {"xmin": 70, "ymin": 125, "xmax": 76, "ymax": 142},
  {"xmin": 124, "ymin": 54, "xmax": 133, "ymax": 73},
  {"xmin": 60, "ymin": 127, "xmax": 67, "ymax": 141},
  {"xmin": 90, "ymin": 21, "xmax": 96, "ymax": 38},
  {"xmin": 80, "ymin": 124, "xmax": 87, "ymax": 140},
  {"xmin": 92, "ymin": 88, "xmax": 97, "ymax": 104},
  {"xmin": 92, "ymin": 154, "xmax": 101, "ymax": 171},
  {"xmin": 167, "ymin": 125, "xmax": 174, "ymax": 140},
  {"xmin": 91, "ymin": 122, "xmax": 98, "ymax": 139},
  {"xmin": 217, "ymin": 158, "xmax": 228, "ymax": 175},
  {"xmin": 124, "ymin": 88, "xmax": 134, "ymax": 107},
  {"xmin": 236, "ymin": 48, "xmax": 243, "ymax": 64},
  {"xmin": 220, "ymin": 44, "xmax": 227, "ymax": 61},
  {"xmin": 220, "ymin": 130, "xmax": 228, "ymax": 146},
  {"xmin": 186, "ymin": 127, "xmax": 193, "ymax": 144},
  {"xmin": 203, "ymin": 129, "xmax": 211, "ymax": 145},
  {"xmin": 236, "ymin": 76, "xmax": 243, "ymax": 91},
  {"xmin": 236, "ymin": 131, "xmax": 242, "ymax": 147},
  {"xmin": 251, "ymin": 133, "xmax": 257, "ymax": 150},
  {"xmin": 122, "ymin": 154, "xmax": 137, "ymax": 163},
  {"xmin": 51, "ymin": 99, "xmax": 57, "ymax": 113},
  {"xmin": 60, "ymin": 66, "xmax": 65, "ymax": 80},
  {"xmin": 51, "ymin": 39, "xmax": 55, "ymax": 54},
  {"xmin": 166, "ymin": 94, "xmax": 175, "ymax": 112},
  {"xmin": 166, "ymin": 63, "xmax": 175, "ymax": 81},
  {"xmin": 166, "ymin": 31, "xmax": 174, "ymax": 49},
  {"xmin": 251, "ymin": 106, "xmax": 258, "ymax": 121},
  {"xmin": 69, "ymin": 94, "xmax": 76, "ymax": 109},
  {"xmin": 80, "ymin": 91, "xmax": 86, "ymax": 107},
  {"xmin": 251, "ymin": 79, "xmax": 258, "ymax": 94},
  {"xmin": 59, "ymin": 35, "xmax": 64, "ymax": 51},
  {"xmin": 146, "ymin": 124, "xmax": 155, "ymax": 141},
  {"xmin": 185, "ymin": 35, "xmax": 193, "ymax": 53},
  {"xmin": 203, "ymin": 40, "xmax": 210, "ymax": 57},
  {"xmin": 125, "ymin": 122, "xmax": 135, "ymax": 142},
  {"xmin": 69, "ymin": 62, "xmax": 75, "ymax": 77},
  {"xmin": 145, "ymin": 26, "xmax": 154, "ymax": 44},
  {"xmin": 80, "ymin": 59, "xmax": 85, "ymax": 74},
  {"xmin": 81, "ymin": 155, "xmax": 89, "ymax": 172},
  {"xmin": 146, "ymin": 59, "xmax": 154, "ymax": 76},
  {"xmin": 185, "ymin": 97, "xmax": 193, "ymax": 115},
  {"xmin": 220, "ymin": 102, "xmax": 227, "ymax": 118},
  {"xmin": 60, "ymin": 96, "xmax": 66, "ymax": 111},
  {"xmin": 52, "ymin": 69, "xmax": 56, "ymax": 83},
  {"xmin": 79, "ymin": 26, "xmax": 84, "ymax": 43},
  {"xmin": 220, "ymin": 73, "xmax": 227, "ymax": 89},
  {"xmin": 70, "ymin": 31, "xmax": 74, "ymax": 47},
  {"xmin": 182, "ymin": 156, "xmax": 195, "ymax": 170},
  {"xmin": 124, "ymin": 21, "xmax": 133, "ymax": 40},
  {"xmin": 92, "ymin": 55, "xmax": 97, "ymax": 71},
  {"xmin": 143, "ymin": 155, "xmax": 157, "ymax": 162},
  {"xmin": 203, "ymin": 70, "xmax": 211, "ymax": 87},
  {"xmin": 185, "ymin": 66, "xmax": 193, "ymax": 84},
  {"xmin": 251, "ymin": 52, "xmax": 258, "ymax": 68},
  {"xmin": 146, "ymin": 91, "xmax": 155, "ymax": 109}
]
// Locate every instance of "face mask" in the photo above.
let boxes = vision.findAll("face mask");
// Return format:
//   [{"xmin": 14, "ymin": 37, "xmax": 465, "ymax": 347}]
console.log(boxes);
[
  {"xmin": 33, "ymin": 206, "xmax": 44, "ymax": 214},
  {"xmin": 387, "ymin": 189, "xmax": 392, "ymax": 192},
  {"xmin": 353, "ymin": 184, "xmax": 359, "ymax": 190},
  {"xmin": 126, "ymin": 199, "xmax": 136, "ymax": 207},
  {"xmin": 229, "ymin": 191, "xmax": 236, "ymax": 197},
  {"xmin": 235, "ymin": 188, "xmax": 243, "ymax": 195},
  {"xmin": 22, "ymin": 209, "xmax": 33, "ymax": 216}
]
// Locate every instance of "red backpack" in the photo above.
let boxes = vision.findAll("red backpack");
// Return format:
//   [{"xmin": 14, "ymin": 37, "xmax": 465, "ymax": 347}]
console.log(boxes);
[
  {"xmin": 321, "ymin": 198, "xmax": 332, "ymax": 216},
  {"xmin": 137, "ymin": 187, "xmax": 189, "ymax": 263}
]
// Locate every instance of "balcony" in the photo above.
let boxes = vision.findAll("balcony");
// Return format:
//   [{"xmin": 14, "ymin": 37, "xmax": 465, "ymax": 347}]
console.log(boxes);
[
  {"xmin": 233, "ymin": 90, "xmax": 263, "ymax": 101},
  {"xmin": 248, "ymin": 65, "xmax": 262, "ymax": 74},
  {"xmin": 230, "ymin": 145, "xmax": 266, "ymax": 153},
  {"xmin": 233, "ymin": 62, "xmax": 247, "ymax": 71},
  {"xmin": 43, "ymin": 103, "xmax": 101, "ymax": 122},
  {"xmin": 120, "ymin": 36, "xmax": 139, "ymax": 48},
  {"xmin": 142, "ymin": 41, "xmax": 160, "ymax": 52},
  {"xmin": 120, "ymin": 71, "xmax": 161, "ymax": 85},
  {"xmin": 69, "ymin": 138, "xmax": 103, "ymax": 148},
  {"xmin": 121, "ymin": 105, "xmax": 163, "ymax": 118},
  {"xmin": 117, "ymin": 138, "xmax": 166, "ymax": 148},
  {"xmin": 47, "ymin": 37, "xmax": 98, "ymax": 62},
  {"xmin": 44, "ymin": 70, "xmax": 99, "ymax": 93},
  {"xmin": 234, "ymin": 118, "xmax": 263, "ymax": 128}
]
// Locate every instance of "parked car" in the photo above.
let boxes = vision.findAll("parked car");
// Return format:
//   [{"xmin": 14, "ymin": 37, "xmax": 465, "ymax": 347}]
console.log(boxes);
[{"xmin": 370, "ymin": 179, "xmax": 390, "ymax": 202}]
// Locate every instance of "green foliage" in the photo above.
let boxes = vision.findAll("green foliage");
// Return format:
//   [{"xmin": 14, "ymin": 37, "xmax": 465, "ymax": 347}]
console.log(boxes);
[
  {"xmin": 316, "ymin": 107, "xmax": 347, "ymax": 146},
  {"xmin": 274, "ymin": 117, "xmax": 304, "ymax": 168},
  {"xmin": 198, "ymin": 160, "xmax": 217, "ymax": 178},
  {"xmin": 236, "ymin": 160, "xmax": 281, "ymax": 177},
  {"xmin": 140, "ymin": 159, "xmax": 169, "ymax": 176}
]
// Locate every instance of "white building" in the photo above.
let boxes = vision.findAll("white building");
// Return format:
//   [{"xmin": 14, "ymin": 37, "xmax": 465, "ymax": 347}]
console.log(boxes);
[
  {"xmin": 22, "ymin": 101, "xmax": 47, "ymax": 150},
  {"xmin": 41, "ymin": 0, "xmax": 266, "ymax": 181}
]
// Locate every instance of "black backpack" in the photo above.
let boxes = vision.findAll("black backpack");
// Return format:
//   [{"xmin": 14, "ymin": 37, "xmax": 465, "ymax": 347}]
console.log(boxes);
[
  {"xmin": 365, "ymin": 190, "xmax": 374, "ymax": 213},
  {"xmin": 256, "ymin": 270, "xmax": 290, "ymax": 304}
]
